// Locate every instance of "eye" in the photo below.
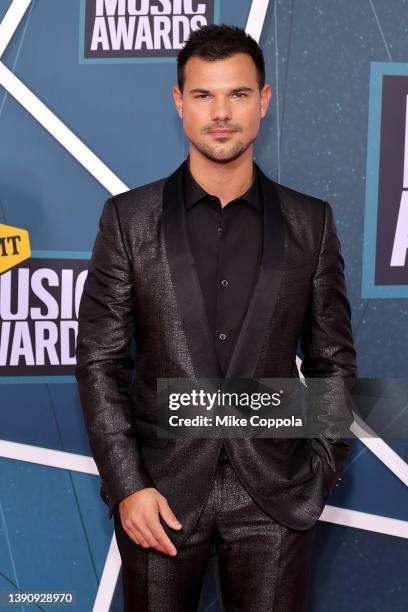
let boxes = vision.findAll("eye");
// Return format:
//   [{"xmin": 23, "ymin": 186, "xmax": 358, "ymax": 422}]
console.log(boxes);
[
  {"xmin": 232, "ymin": 92, "xmax": 247, "ymax": 98},
  {"xmin": 195, "ymin": 94, "xmax": 210, "ymax": 99}
]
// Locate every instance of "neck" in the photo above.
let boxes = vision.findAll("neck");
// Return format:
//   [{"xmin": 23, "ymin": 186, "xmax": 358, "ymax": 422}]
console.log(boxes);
[{"xmin": 188, "ymin": 148, "xmax": 255, "ymax": 207}]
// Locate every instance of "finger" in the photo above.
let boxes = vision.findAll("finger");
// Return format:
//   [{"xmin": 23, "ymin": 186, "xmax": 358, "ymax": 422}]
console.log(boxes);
[
  {"xmin": 122, "ymin": 516, "xmax": 153, "ymax": 549},
  {"xmin": 136, "ymin": 533, "xmax": 150, "ymax": 548},
  {"xmin": 157, "ymin": 497, "xmax": 182, "ymax": 530},
  {"xmin": 131, "ymin": 511, "xmax": 177, "ymax": 556},
  {"xmin": 129, "ymin": 512, "xmax": 166, "ymax": 551},
  {"xmin": 123, "ymin": 515, "xmax": 159, "ymax": 550},
  {"xmin": 137, "ymin": 523, "xmax": 164, "ymax": 552},
  {"xmin": 122, "ymin": 522, "xmax": 143, "ymax": 547},
  {"xmin": 148, "ymin": 514, "xmax": 177, "ymax": 556}
]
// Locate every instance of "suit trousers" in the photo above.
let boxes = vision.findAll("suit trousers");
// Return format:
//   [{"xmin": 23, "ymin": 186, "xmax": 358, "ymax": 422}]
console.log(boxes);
[{"xmin": 113, "ymin": 447, "xmax": 316, "ymax": 611}]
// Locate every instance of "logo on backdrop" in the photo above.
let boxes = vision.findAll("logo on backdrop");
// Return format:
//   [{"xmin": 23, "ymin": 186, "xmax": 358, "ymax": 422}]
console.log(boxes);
[
  {"xmin": 0, "ymin": 231, "xmax": 88, "ymax": 376},
  {"xmin": 83, "ymin": 0, "xmax": 215, "ymax": 59},
  {"xmin": 0, "ymin": 223, "xmax": 31, "ymax": 274},
  {"xmin": 363, "ymin": 69, "xmax": 408, "ymax": 297}
]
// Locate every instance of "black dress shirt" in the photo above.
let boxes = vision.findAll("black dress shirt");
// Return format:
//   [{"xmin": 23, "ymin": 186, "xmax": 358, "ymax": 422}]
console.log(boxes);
[{"xmin": 183, "ymin": 156, "xmax": 263, "ymax": 378}]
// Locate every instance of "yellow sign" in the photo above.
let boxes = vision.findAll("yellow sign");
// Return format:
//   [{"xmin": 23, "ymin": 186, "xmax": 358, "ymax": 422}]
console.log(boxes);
[{"xmin": 0, "ymin": 223, "xmax": 31, "ymax": 274}]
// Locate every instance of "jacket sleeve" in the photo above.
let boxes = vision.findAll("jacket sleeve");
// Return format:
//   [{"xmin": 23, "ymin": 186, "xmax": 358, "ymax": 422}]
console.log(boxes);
[
  {"xmin": 75, "ymin": 196, "xmax": 154, "ymax": 520},
  {"xmin": 299, "ymin": 200, "xmax": 357, "ymax": 497}
]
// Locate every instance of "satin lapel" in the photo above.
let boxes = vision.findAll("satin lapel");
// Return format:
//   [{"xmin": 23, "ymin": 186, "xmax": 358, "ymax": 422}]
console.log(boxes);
[
  {"xmin": 162, "ymin": 160, "xmax": 222, "ymax": 379},
  {"xmin": 224, "ymin": 163, "xmax": 287, "ymax": 381}
]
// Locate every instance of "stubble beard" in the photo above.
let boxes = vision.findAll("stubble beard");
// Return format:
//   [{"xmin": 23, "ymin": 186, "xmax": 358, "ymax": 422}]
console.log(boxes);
[{"xmin": 190, "ymin": 135, "xmax": 256, "ymax": 164}]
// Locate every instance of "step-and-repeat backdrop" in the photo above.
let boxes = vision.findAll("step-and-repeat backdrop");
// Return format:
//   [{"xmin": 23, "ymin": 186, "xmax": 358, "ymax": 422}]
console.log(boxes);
[{"xmin": 0, "ymin": 1, "xmax": 407, "ymax": 610}]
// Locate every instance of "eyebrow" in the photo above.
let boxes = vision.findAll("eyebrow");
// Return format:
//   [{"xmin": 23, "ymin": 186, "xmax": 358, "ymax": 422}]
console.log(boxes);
[{"xmin": 188, "ymin": 86, "xmax": 254, "ymax": 94}]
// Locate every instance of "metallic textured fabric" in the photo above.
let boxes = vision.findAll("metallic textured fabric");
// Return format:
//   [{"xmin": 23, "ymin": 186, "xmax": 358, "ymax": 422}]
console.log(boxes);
[
  {"xmin": 113, "ymin": 451, "xmax": 315, "ymax": 612},
  {"xmin": 75, "ymin": 159, "xmax": 357, "ymax": 543}
]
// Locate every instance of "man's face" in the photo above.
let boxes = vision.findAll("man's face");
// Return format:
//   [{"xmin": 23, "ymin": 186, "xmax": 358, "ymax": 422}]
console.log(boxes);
[{"xmin": 173, "ymin": 52, "xmax": 271, "ymax": 163}]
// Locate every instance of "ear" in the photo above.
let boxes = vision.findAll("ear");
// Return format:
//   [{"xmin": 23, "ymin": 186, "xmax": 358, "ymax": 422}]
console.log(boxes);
[
  {"xmin": 172, "ymin": 85, "xmax": 183, "ymax": 119},
  {"xmin": 260, "ymin": 84, "xmax": 272, "ymax": 119}
]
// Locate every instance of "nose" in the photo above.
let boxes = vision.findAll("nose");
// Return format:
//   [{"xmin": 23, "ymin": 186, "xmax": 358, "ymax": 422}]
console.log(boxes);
[{"xmin": 210, "ymin": 96, "xmax": 232, "ymax": 123}]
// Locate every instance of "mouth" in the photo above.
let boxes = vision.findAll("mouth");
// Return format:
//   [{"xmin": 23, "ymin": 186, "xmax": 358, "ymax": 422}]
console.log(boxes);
[{"xmin": 208, "ymin": 129, "xmax": 236, "ymax": 137}]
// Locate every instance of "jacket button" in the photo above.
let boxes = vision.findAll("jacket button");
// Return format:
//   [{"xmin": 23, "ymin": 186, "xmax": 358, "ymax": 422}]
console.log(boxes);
[{"xmin": 219, "ymin": 333, "xmax": 227, "ymax": 340}]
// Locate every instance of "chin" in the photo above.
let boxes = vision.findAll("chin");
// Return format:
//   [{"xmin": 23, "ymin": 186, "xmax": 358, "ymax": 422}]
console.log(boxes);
[{"xmin": 194, "ymin": 140, "xmax": 250, "ymax": 164}]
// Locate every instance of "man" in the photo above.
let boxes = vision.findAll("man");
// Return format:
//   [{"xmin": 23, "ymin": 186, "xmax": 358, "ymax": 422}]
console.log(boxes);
[{"xmin": 75, "ymin": 24, "xmax": 356, "ymax": 611}]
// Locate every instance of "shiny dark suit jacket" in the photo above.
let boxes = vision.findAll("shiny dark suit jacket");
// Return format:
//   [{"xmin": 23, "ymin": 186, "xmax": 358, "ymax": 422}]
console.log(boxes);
[{"xmin": 75, "ymin": 159, "xmax": 357, "ymax": 545}]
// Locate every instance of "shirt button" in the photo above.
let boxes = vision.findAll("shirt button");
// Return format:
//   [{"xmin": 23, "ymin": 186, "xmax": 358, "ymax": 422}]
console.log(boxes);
[
  {"xmin": 217, "ymin": 228, "xmax": 223, "ymax": 235},
  {"xmin": 219, "ymin": 333, "xmax": 227, "ymax": 340},
  {"xmin": 221, "ymin": 279, "xmax": 228, "ymax": 286}
]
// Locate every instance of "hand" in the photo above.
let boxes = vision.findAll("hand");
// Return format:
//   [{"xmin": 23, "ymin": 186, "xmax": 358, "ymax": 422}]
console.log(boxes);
[{"xmin": 118, "ymin": 488, "xmax": 182, "ymax": 556}]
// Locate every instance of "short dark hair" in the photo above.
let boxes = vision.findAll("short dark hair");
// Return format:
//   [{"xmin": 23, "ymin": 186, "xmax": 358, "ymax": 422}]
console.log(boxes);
[{"xmin": 177, "ymin": 24, "xmax": 265, "ymax": 93}]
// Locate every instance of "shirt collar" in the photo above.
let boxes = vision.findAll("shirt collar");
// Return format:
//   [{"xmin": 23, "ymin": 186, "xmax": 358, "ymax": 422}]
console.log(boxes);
[{"xmin": 183, "ymin": 155, "xmax": 262, "ymax": 214}]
